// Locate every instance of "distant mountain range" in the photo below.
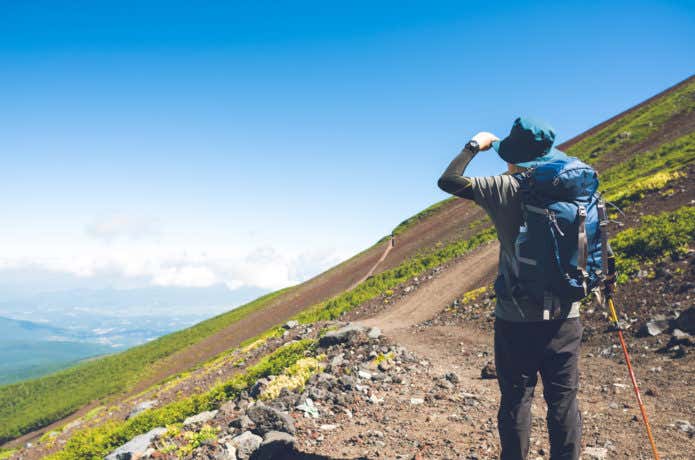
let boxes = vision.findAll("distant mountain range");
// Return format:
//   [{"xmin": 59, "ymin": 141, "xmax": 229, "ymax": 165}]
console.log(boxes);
[
  {"xmin": 0, "ymin": 283, "xmax": 267, "ymax": 384},
  {"xmin": 0, "ymin": 316, "xmax": 113, "ymax": 385}
]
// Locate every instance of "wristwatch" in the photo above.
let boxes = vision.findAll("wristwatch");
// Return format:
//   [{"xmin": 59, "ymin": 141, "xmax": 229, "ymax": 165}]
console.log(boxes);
[{"xmin": 465, "ymin": 139, "xmax": 480, "ymax": 154}]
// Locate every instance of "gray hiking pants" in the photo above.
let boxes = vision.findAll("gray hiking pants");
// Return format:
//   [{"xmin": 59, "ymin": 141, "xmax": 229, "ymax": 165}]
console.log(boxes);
[{"xmin": 494, "ymin": 317, "xmax": 583, "ymax": 460}]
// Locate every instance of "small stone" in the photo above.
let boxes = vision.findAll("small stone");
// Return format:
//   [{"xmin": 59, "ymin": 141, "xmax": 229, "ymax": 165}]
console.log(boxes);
[
  {"xmin": 582, "ymin": 446, "xmax": 608, "ymax": 459},
  {"xmin": 445, "ymin": 372, "xmax": 459, "ymax": 384},
  {"xmin": 358, "ymin": 370, "xmax": 372, "ymax": 380},
  {"xmin": 481, "ymin": 362, "xmax": 497, "ymax": 379},
  {"xmin": 368, "ymin": 394, "xmax": 384, "ymax": 404},
  {"xmin": 368, "ymin": 327, "xmax": 382, "ymax": 339},
  {"xmin": 410, "ymin": 398, "xmax": 424, "ymax": 405},
  {"xmin": 320, "ymin": 424, "xmax": 339, "ymax": 431},
  {"xmin": 437, "ymin": 379, "xmax": 454, "ymax": 390},
  {"xmin": 378, "ymin": 361, "xmax": 391, "ymax": 372},
  {"xmin": 674, "ymin": 419, "xmax": 694, "ymax": 434},
  {"xmin": 283, "ymin": 320, "xmax": 299, "ymax": 329}
]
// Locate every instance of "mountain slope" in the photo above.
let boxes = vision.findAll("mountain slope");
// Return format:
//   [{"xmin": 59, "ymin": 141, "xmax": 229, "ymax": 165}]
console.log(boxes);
[{"xmin": 3, "ymin": 74, "xmax": 694, "ymax": 459}]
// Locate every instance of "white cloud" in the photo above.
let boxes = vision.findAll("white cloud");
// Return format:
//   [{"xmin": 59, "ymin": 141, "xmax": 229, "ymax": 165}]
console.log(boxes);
[
  {"xmin": 151, "ymin": 265, "xmax": 219, "ymax": 287},
  {"xmin": 85, "ymin": 214, "xmax": 160, "ymax": 242}
]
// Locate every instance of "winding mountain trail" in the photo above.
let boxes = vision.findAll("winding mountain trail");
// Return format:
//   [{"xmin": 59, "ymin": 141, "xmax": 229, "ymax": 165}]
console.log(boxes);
[
  {"xmin": 349, "ymin": 237, "xmax": 395, "ymax": 290},
  {"xmin": 359, "ymin": 242, "xmax": 499, "ymax": 335}
]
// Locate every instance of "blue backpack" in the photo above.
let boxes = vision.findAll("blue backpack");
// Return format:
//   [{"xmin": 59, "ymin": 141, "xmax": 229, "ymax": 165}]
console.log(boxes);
[{"xmin": 511, "ymin": 155, "xmax": 603, "ymax": 318}]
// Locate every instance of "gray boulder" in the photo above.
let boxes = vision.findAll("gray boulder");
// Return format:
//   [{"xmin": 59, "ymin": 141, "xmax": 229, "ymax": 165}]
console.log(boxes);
[
  {"xmin": 283, "ymin": 320, "xmax": 299, "ymax": 330},
  {"xmin": 183, "ymin": 409, "xmax": 218, "ymax": 427},
  {"xmin": 246, "ymin": 402, "xmax": 296, "ymax": 436},
  {"xmin": 318, "ymin": 324, "xmax": 366, "ymax": 347},
  {"xmin": 640, "ymin": 319, "xmax": 670, "ymax": 337},
  {"xmin": 251, "ymin": 431, "xmax": 296, "ymax": 460},
  {"xmin": 126, "ymin": 400, "xmax": 157, "ymax": 420},
  {"xmin": 105, "ymin": 427, "xmax": 166, "ymax": 460},
  {"xmin": 232, "ymin": 431, "xmax": 263, "ymax": 459},
  {"xmin": 229, "ymin": 414, "xmax": 255, "ymax": 432}
]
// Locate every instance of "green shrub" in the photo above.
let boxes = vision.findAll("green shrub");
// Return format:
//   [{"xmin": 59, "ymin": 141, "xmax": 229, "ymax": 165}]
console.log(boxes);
[{"xmin": 612, "ymin": 206, "xmax": 695, "ymax": 281}]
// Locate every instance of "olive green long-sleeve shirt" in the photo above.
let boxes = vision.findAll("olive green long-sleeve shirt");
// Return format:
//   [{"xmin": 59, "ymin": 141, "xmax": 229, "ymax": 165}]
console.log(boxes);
[{"xmin": 437, "ymin": 147, "xmax": 580, "ymax": 322}]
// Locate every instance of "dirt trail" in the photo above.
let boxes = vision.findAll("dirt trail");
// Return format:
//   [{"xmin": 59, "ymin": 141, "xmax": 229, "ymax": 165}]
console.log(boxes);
[
  {"xmin": 359, "ymin": 242, "xmax": 499, "ymax": 335},
  {"xmin": 350, "ymin": 237, "xmax": 395, "ymax": 290}
]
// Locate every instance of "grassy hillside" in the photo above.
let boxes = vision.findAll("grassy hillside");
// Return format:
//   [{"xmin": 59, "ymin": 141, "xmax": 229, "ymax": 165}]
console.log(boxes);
[
  {"xmin": 0, "ymin": 289, "xmax": 289, "ymax": 443},
  {"xmin": 2, "ymin": 76, "xmax": 693, "ymax": 451}
]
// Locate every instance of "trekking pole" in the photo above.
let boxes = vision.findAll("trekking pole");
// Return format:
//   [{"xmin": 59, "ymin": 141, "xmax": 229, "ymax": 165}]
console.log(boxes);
[
  {"xmin": 605, "ymin": 294, "xmax": 660, "ymax": 460},
  {"xmin": 598, "ymin": 201, "xmax": 660, "ymax": 460}
]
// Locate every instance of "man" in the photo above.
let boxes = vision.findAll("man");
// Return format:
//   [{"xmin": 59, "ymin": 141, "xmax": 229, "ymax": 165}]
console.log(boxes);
[{"xmin": 437, "ymin": 117, "xmax": 583, "ymax": 460}]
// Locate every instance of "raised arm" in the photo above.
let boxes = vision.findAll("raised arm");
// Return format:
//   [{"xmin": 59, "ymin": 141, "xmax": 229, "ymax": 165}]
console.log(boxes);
[{"xmin": 437, "ymin": 131, "xmax": 499, "ymax": 200}]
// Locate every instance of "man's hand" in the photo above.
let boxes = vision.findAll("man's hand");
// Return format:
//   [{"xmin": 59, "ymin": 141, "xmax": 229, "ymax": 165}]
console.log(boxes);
[{"xmin": 471, "ymin": 131, "xmax": 500, "ymax": 151}]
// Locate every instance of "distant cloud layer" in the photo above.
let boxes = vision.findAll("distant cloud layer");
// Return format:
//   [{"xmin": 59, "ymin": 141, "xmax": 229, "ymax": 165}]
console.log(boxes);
[{"xmin": 0, "ymin": 244, "xmax": 347, "ymax": 296}]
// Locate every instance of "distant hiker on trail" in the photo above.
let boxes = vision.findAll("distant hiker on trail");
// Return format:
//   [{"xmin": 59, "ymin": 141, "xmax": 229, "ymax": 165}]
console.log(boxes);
[{"xmin": 438, "ymin": 117, "xmax": 603, "ymax": 460}]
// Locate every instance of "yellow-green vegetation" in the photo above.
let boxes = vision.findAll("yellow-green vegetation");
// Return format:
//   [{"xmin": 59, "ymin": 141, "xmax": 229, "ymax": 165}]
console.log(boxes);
[
  {"xmin": 599, "ymin": 131, "xmax": 695, "ymax": 207},
  {"xmin": 373, "ymin": 352, "xmax": 394, "ymax": 366},
  {"xmin": 293, "ymin": 226, "xmax": 497, "ymax": 324},
  {"xmin": 461, "ymin": 286, "xmax": 488, "ymax": 304},
  {"xmin": 607, "ymin": 170, "xmax": 685, "ymax": 208},
  {"xmin": 241, "ymin": 337, "xmax": 269, "ymax": 354},
  {"xmin": 45, "ymin": 339, "xmax": 315, "ymax": 460},
  {"xmin": 0, "ymin": 288, "xmax": 290, "ymax": 443},
  {"xmin": 566, "ymin": 79, "xmax": 695, "ymax": 164},
  {"xmin": 179, "ymin": 425, "xmax": 219, "ymax": 456},
  {"xmin": 612, "ymin": 206, "xmax": 695, "ymax": 283},
  {"xmin": 0, "ymin": 449, "xmax": 16, "ymax": 460},
  {"xmin": 259, "ymin": 356, "xmax": 325, "ymax": 400},
  {"xmin": 83, "ymin": 406, "xmax": 105, "ymax": 422}
]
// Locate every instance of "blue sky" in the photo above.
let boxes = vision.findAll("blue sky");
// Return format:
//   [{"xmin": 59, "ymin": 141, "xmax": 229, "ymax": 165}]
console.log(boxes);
[{"xmin": 1, "ymin": 1, "xmax": 694, "ymax": 294}]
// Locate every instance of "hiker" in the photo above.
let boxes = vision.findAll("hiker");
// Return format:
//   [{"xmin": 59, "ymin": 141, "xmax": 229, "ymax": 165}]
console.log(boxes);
[{"xmin": 437, "ymin": 117, "xmax": 596, "ymax": 460}]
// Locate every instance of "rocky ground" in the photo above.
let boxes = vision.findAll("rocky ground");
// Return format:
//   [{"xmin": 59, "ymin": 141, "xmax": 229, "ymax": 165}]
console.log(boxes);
[{"xmin": 103, "ymin": 284, "xmax": 694, "ymax": 460}]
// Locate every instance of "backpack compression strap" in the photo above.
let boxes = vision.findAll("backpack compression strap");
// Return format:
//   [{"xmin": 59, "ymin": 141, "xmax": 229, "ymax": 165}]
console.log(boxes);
[{"xmin": 577, "ymin": 205, "xmax": 589, "ymax": 295}]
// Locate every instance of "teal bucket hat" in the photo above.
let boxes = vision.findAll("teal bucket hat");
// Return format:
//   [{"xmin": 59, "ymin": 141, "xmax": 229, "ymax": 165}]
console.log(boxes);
[{"xmin": 492, "ymin": 116, "xmax": 567, "ymax": 168}]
